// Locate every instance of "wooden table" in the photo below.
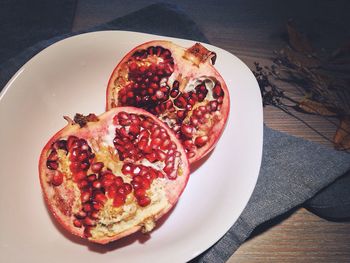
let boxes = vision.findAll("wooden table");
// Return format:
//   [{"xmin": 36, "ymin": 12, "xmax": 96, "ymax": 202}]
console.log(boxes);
[{"xmin": 73, "ymin": 1, "xmax": 350, "ymax": 262}]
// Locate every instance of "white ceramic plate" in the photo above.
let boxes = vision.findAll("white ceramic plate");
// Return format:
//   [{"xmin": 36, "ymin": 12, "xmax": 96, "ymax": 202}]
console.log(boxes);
[{"xmin": 0, "ymin": 31, "xmax": 262, "ymax": 263}]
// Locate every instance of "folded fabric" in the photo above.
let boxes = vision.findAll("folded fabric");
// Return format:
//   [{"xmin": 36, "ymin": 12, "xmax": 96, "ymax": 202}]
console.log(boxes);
[{"xmin": 1, "ymin": 3, "xmax": 349, "ymax": 263}]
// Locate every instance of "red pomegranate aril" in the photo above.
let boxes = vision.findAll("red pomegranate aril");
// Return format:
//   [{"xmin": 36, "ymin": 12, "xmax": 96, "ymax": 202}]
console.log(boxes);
[
  {"xmin": 75, "ymin": 211, "xmax": 87, "ymax": 219},
  {"xmin": 91, "ymin": 162, "xmax": 104, "ymax": 173},
  {"xmin": 131, "ymin": 180, "xmax": 141, "ymax": 190},
  {"xmin": 53, "ymin": 140, "xmax": 67, "ymax": 151},
  {"xmin": 145, "ymin": 152, "xmax": 157, "ymax": 162},
  {"xmin": 67, "ymin": 136, "xmax": 78, "ymax": 150},
  {"xmin": 90, "ymin": 211, "xmax": 99, "ymax": 220},
  {"xmin": 181, "ymin": 124, "xmax": 194, "ymax": 138},
  {"xmin": 78, "ymin": 179, "xmax": 89, "ymax": 189},
  {"xmin": 121, "ymin": 163, "xmax": 132, "ymax": 175},
  {"xmin": 156, "ymin": 150, "xmax": 167, "ymax": 161},
  {"xmin": 80, "ymin": 161, "xmax": 90, "ymax": 171},
  {"xmin": 69, "ymin": 161, "xmax": 80, "ymax": 173},
  {"xmin": 83, "ymin": 203, "xmax": 92, "ymax": 212},
  {"xmin": 116, "ymin": 186, "xmax": 127, "ymax": 196},
  {"xmin": 73, "ymin": 170, "xmax": 86, "ymax": 182},
  {"xmin": 94, "ymin": 193, "xmax": 107, "ymax": 204},
  {"xmin": 78, "ymin": 151, "xmax": 89, "ymax": 162},
  {"xmin": 51, "ymin": 172, "xmax": 63, "ymax": 186},
  {"xmin": 121, "ymin": 183, "xmax": 130, "ymax": 192},
  {"xmin": 129, "ymin": 124, "xmax": 140, "ymax": 135},
  {"xmin": 134, "ymin": 188, "xmax": 146, "ymax": 197},
  {"xmin": 160, "ymin": 139, "xmax": 171, "ymax": 150},
  {"xmin": 113, "ymin": 194, "xmax": 126, "ymax": 207},
  {"xmin": 107, "ymin": 185, "xmax": 117, "ymax": 199},
  {"xmin": 92, "ymin": 180, "xmax": 101, "ymax": 189},
  {"xmin": 84, "ymin": 217, "xmax": 96, "ymax": 227},
  {"xmin": 48, "ymin": 150, "xmax": 58, "ymax": 161},
  {"xmin": 84, "ymin": 227, "xmax": 92, "ymax": 238},
  {"xmin": 151, "ymin": 138, "xmax": 162, "ymax": 149},
  {"xmin": 141, "ymin": 178, "xmax": 151, "ymax": 189},
  {"xmin": 87, "ymin": 174, "xmax": 97, "ymax": 182},
  {"xmin": 73, "ymin": 219, "xmax": 82, "ymax": 228},
  {"xmin": 114, "ymin": 176, "xmax": 124, "ymax": 187},
  {"xmin": 213, "ymin": 83, "xmax": 224, "ymax": 98},
  {"xmin": 195, "ymin": 136, "xmax": 209, "ymax": 147},
  {"xmin": 47, "ymin": 160, "xmax": 58, "ymax": 170},
  {"xmin": 93, "ymin": 202, "xmax": 103, "ymax": 211},
  {"xmin": 81, "ymin": 191, "xmax": 91, "ymax": 203},
  {"xmin": 138, "ymin": 196, "xmax": 151, "ymax": 207}
]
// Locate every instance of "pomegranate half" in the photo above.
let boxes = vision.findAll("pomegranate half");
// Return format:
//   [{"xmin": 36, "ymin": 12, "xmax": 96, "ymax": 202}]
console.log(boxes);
[
  {"xmin": 107, "ymin": 41, "xmax": 230, "ymax": 164},
  {"xmin": 39, "ymin": 107, "xmax": 189, "ymax": 244}
]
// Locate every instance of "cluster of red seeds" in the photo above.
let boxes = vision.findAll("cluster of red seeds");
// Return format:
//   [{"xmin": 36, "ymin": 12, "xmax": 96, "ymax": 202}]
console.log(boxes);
[
  {"xmin": 117, "ymin": 46, "xmax": 225, "ymax": 157},
  {"xmin": 113, "ymin": 111, "xmax": 179, "ymax": 179},
  {"xmin": 118, "ymin": 46, "xmax": 174, "ymax": 109}
]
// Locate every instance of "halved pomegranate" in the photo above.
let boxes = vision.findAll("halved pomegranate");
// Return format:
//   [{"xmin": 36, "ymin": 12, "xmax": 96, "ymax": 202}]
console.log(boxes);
[
  {"xmin": 39, "ymin": 107, "xmax": 189, "ymax": 244},
  {"xmin": 107, "ymin": 41, "xmax": 230, "ymax": 164}
]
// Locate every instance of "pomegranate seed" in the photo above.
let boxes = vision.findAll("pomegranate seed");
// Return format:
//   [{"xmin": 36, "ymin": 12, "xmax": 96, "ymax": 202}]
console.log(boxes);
[
  {"xmin": 75, "ymin": 211, "xmax": 87, "ymax": 219},
  {"xmin": 80, "ymin": 160, "xmax": 90, "ymax": 171},
  {"xmin": 101, "ymin": 178, "xmax": 114, "ymax": 188},
  {"xmin": 114, "ymin": 176, "xmax": 124, "ymax": 187},
  {"xmin": 92, "ymin": 180, "xmax": 101, "ymax": 189},
  {"xmin": 81, "ymin": 191, "xmax": 91, "ymax": 203},
  {"xmin": 124, "ymin": 183, "xmax": 132, "ymax": 194},
  {"xmin": 151, "ymin": 138, "xmax": 162, "ymax": 149},
  {"xmin": 156, "ymin": 150, "xmax": 167, "ymax": 161},
  {"xmin": 138, "ymin": 196, "xmax": 151, "ymax": 207},
  {"xmin": 213, "ymin": 83, "xmax": 224, "ymax": 98},
  {"xmin": 93, "ymin": 202, "xmax": 103, "ymax": 210},
  {"xmin": 176, "ymin": 110, "xmax": 186, "ymax": 120},
  {"xmin": 67, "ymin": 136, "xmax": 78, "ymax": 150},
  {"xmin": 107, "ymin": 185, "xmax": 117, "ymax": 198},
  {"xmin": 90, "ymin": 211, "xmax": 99, "ymax": 219},
  {"xmin": 73, "ymin": 219, "xmax": 82, "ymax": 228},
  {"xmin": 83, "ymin": 217, "xmax": 96, "ymax": 226},
  {"xmin": 48, "ymin": 150, "xmax": 58, "ymax": 161},
  {"xmin": 181, "ymin": 124, "xmax": 193, "ymax": 138},
  {"xmin": 121, "ymin": 163, "xmax": 133, "ymax": 175},
  {"xmin": 51, "ymin": 172, "xmax": 63, "ymax": 186},
  {"xmin": 94, "ymin": 193, "xmax": 107, "ymax": 204},
  {"xmin": 131, "ymin": 180, "xmax": 141, "ymax": 190},
  {"xmin": 84, "ymin": 226, "xmax": 92, "ymax": 238},
  {"xmin": 91, "ymin": 162, "xmax": 104, "ymax": 173},
  {"xmin": 134, "ymin": 188, "xmax": 146, "ymax": 197},
  {"xmin": 141, "ymin": 178, "xmax": 151, "ymax": 189},
  {"xmin": 160, "ymin": 139, "xmax": 171, "ymax": 150},
  {"xmin": 113, "ymin": 194, "xmax": 126, "ymax": 207},
  {"xmin": 129, "ymin": 124, "xmax": 140, "ymax": 135},
  {"xmin": 47, "ymin": 160, "xmax": 58, "ymax": 170},
  {"xmin": 145, "ymin": 152, "xmax": 157, "ymax": 163},
  {"xmin": 73, "ymin": 170, "xmax": 86, "ymax": 182},
  {"xmin": 87, "ymin": 174, "xmax": 97, "ymax": 182},
  {"xmin": 78, "ymin": 179, "xmax": 88, "ymax": 189},
  {"xmin": 78, "ymin": 151, "xmax": 89, "ymax": 162},
  {"xmin": 53, "ymin": 140, "xmax": 67, "ymax": 151},
  {"xmin": 83, "ymin": 203, "xmax": 92, "ymax": 212},
  {"xmin": 174, "ymin": 95, "xmax": 187, "ymax": 108},
  {"xmin": 195, "ymin": 136, "xmax": 209, "ymax": 147},
  {"xmin": 117, "ymin": 186, "xmax": 127, "ymax": 196}
]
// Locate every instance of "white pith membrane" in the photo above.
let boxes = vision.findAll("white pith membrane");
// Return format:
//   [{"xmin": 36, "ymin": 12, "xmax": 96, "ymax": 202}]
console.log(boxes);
[
  {"xmin": 108, "ymin": 42, "xmax": 228, "ymax": 162},
  {"xmin": 41, "ymin": 110, "xmax": 187, "ymax": 243}
]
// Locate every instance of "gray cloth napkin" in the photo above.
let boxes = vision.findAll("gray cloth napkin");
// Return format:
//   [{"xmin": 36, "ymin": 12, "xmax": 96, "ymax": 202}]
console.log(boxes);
[{"xmin": 1, "ymin": 3, "xmax": 350, "ymax": 262}]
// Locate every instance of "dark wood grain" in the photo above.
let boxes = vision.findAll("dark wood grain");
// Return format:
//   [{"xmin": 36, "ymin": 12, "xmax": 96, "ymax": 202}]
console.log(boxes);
[{"xmin": 73, "ymin": 1, "xmax": 350, "ymax": 261}]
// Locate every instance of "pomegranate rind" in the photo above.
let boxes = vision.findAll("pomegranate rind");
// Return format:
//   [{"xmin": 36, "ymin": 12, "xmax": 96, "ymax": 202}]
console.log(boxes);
[
  {"xmin": 106, "ymin": 40, "xmax": 230, "ymax": 164},
  {"xmin": 39, "ymin": 107, "xmax": 190, "ymax": 244}
]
